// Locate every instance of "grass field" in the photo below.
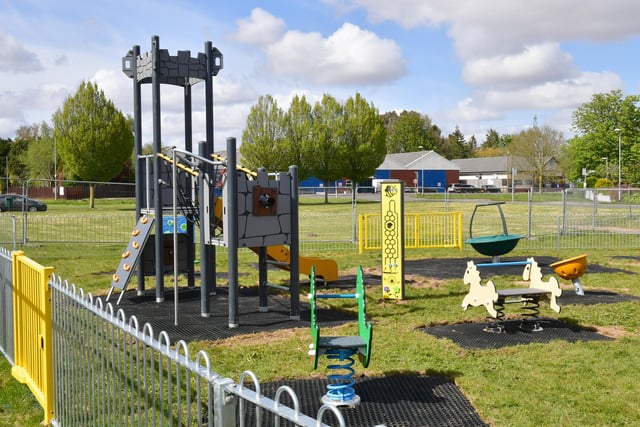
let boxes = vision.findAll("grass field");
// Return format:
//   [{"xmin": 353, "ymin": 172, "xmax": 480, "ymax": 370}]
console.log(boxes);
[{"xmin": 2, "ymin": 196, "xmax": 640, "ymax": 426}]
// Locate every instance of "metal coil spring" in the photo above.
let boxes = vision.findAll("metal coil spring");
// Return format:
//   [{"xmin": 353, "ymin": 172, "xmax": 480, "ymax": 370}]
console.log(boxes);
[
  {"xmin": 520, "ymin": 298, "xmax": 543, "ymax": 332},
  {"xmin": 484, "ymin": 299, "xmax": 506, "ymax": 333},
  {"xmin": 325, "ymin": 349, "xmax": 357, "ymax": 403},
  {"xmin": 521, "ymin": 298, "xmax": 540, "ymax": 320}
]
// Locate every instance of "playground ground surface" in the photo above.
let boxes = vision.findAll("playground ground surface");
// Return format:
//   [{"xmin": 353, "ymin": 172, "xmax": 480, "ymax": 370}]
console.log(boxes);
[{"xmin": 111, "ymin": 255, "xmax": 637, "ymax": 427}]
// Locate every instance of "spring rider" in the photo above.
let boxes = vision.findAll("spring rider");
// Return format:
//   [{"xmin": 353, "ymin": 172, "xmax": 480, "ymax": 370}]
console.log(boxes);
[{"xmin": 308, "ymin": 266, "xmax": 373, "ymax": 407}]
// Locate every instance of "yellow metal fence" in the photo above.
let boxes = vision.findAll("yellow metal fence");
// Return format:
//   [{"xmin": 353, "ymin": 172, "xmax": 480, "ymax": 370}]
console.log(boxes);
[
  {"xmin": 359, "ymin": 211, "xmax": 463, "ymax": 253},
  {"xmin": 11, "ymin": 251, "xmax": 54, "ymax": 425}
]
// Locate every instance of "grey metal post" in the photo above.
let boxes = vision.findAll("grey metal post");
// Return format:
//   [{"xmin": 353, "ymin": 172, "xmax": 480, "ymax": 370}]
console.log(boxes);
[
  {"xmin": 198, "ymin": 140, "xmax": 211, "ymax": 317},
  {"xmin": 152, "ymin": 35, "xmax": 164, "ymax": 302},
  {"xmin": 227, "ymin": 137, "xmax": 239, "ymax": 328},
  {"xmin": 258, "ymin": 246, "xmax": 268, "ymax": 311},
  {"xmin": 203, "ymin": 41, "xmax": 217, "ymax": 300},
  {"xmin": 289, "ymin": 165, "xmax": 300, "ymax": 320},
  {"xmin": 184, "ymin": 83, "xmax": 195, "ymax": 289},
  {"xmin": 132, "ymin": 44, "xmax": 145, "ymax": 295}
]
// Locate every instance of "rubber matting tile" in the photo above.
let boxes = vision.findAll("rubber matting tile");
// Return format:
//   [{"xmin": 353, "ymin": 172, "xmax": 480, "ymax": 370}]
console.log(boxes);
[
  {"xmin": 115, "ymin": 286, "xmax": 355, "ymax": 342},
  {"xmin": 559, "ymin": 289, "xmax": 640, "ymax": 306},
  {"xmin": 421, "ymin": 318, "xmax": 613, "ymax": 349},
  {"xmin": 245, "ymin": 375, "xmax": 487, "ymax": 427}
]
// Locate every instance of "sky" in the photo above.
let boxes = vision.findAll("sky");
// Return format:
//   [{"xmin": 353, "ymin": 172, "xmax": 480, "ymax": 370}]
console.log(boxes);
[{"xmin": 2, "ymin": 0, "xmax": 640, "ymax": 152}]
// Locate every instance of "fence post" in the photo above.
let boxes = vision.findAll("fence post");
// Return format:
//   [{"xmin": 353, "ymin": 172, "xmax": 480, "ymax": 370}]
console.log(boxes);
[{"xmin": 214, "ymin": 378, "xmax": 237, "ymax": 427}]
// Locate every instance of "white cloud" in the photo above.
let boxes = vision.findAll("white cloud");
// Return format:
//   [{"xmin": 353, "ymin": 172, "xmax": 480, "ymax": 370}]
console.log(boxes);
[
  {"xmin": 0, "ymin": 31, "xmax": 43, "ymax": 73},
  {"xmin": 480, "ymin": 71, "xmax": 623, "ymax": 110},
  {"xmin": 348, "ymin": 0, "xmax": 640, "ymax": 58},
  {"xmin": 462, "ymin": 43, "xmax": 578, "ymax": 89},
  {"xmin": 228, "ymin": 8, "xmax": 286, "ymax": 47},
  {"xmin": 444, "ymin": 97, "xmax": 504, "ymax": 123},
  {"xmin": 230, "ymin": 8, "xmax": 406, "ymax": 86},
  {"xmin": 266, "ymin": 22, "xmax": 406, "ymax": 85}
]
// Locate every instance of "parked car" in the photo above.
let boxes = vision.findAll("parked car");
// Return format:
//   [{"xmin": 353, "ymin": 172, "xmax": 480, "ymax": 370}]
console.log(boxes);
[
  {"xmin": 448, "ymin": 183, "xmax": 480, "ymax": 193},
  {"xmin": 0, "ymin": 194, "xmax": 48, "ymax": 212},
  {"xmin": 480, "ymin": 185, "xmax": 501, "ymax": 193}
]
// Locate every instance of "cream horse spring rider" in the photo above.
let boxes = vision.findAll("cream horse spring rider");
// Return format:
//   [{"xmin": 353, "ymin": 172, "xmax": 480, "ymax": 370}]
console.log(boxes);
[{"xmin": 461, "ymin": 260, "xmax": 499, "ymax": 318}]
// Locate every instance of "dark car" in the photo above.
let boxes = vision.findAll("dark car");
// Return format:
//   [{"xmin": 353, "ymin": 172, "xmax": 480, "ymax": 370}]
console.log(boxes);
[
  {"xmin": 480, "ymin": 185, "xmax": 501, "ymax": 193},
  {"xmin": 0, "ymin": 194, "xmax": 48, "ymax": 212},
  {"xmin": 448, "ymin": 183, "xmax": 480, "ymax": 193}
]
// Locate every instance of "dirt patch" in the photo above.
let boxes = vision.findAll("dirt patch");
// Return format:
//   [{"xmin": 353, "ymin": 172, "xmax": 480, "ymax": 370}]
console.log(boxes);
[
  {"xmin": 213, "ymin": 327, "xmax": 307, "ymax": 347},
  {"xmin": 595, "ymin": 325, "xmax": 635, "ymax": 339}
]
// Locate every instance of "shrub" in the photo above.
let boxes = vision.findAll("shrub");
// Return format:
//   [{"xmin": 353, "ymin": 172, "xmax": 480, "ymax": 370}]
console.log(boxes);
[{"xmin": 594, "ymin": 178, "xmax": 614, "ymax": 188}]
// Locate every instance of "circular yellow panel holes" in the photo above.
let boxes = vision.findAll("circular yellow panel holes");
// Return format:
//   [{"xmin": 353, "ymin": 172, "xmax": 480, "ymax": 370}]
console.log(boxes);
[
  {"xmin": 112, "ymin": 274, "xmax": 119, "ymax": 282},
  {"xmin": 123, "ymin": 263, "xmax": 131, "ymax": 271},
  {"xmin": 132, "ymin": 241, "xmax": 140, "ymax": 249},
  {"xmin": 141, "ymin": 216, "xmax": 149, "ymax": 224},
  {"xmin": 122, "ymin": 250, "xmax": 131, "ymax": 258},
  {"xmin": 132, "ymin": 229, "xmax": 141, "ymax": 237}
]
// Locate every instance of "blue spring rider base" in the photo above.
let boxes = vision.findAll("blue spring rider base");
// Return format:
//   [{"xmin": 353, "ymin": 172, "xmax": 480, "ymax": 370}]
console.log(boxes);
[{"xmin": 308, "ymin": 265, "xmax": 373, "ymax": 407}]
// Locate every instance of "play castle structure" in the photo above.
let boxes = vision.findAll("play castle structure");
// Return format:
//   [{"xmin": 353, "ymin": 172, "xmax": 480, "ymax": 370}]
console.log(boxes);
[{"xmin": 109, "ymin": 36, "xmax": 338, "ymax": 328}]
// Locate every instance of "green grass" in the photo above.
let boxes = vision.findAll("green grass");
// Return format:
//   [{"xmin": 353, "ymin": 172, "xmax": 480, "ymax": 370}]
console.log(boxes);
[{"xmin": 3, "ymin": 197, "xmax": 640, "ymax": 425}]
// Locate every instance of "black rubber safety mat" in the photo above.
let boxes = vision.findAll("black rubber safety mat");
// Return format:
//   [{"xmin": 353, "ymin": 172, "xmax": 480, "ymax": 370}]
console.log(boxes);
[
  {"xmin": 248, "ymin": 374, "xmax": 487, "ymax": 427},
  {"xmin": 116, "ymin": 287, "xmax": 355, "ymax": 342},
  {"xmin": 559, "ymin": 289, "xmax": 640, "ymax": 306},
  {"xmin": 421, "ymin": 317, "xmax": 614, "ymax": 349}
]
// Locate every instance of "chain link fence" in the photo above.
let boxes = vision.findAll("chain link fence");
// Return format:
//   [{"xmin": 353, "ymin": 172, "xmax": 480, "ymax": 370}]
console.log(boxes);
[{"xmin": 2, "ymin": 186, "xmax": 640, "ymax": 253}]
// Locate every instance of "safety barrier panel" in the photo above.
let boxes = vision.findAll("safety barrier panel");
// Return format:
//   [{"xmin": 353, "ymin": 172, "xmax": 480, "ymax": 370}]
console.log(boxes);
[
  {"xmin": 359, "ymin": 211, "xmax": 463, "ymax": 253},
  {"xmin": 0, "ymin": 247, "xmax": 13, "ymax": 364},
  {"xmin": 49, "ymin": 274, "xmax": 347, "ymax": 427},
  {"xmin": 10, "ymin": 251, "xmax": 55, "ymax": 424}
]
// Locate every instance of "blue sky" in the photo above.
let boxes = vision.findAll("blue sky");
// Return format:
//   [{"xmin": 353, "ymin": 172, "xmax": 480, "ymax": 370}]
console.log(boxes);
[{"xmin": 1, "ymin": 0, "xmax": 640, "ymax": 151}]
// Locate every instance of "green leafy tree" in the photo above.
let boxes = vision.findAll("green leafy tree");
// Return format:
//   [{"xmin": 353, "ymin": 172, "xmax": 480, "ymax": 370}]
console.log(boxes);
[
  {"xmin": 310, "ymin": 94, "xmax": 345, "ymax": 203},
  {"xmin": 9, "ymin": 125, "xmax": 37, "ymax": 182},
  {"xmin": 510, "ymin": 124, "xmax": 565, "ymax": 193},
  {"xmin": 24, "ymin": 122, "xmax": 58, "ymax": 181},
  {"xmin": 0, "ymin": 137, "xmax": 11, "ymax": 192},
  {"xmin": 281, "ymin": 94, "xmax": 314, "ymax": 180},
  {"xmin": 240, "ymin": 94, "xmax": 286, "ymax": 172},
  {"xmin": 52, "ymin": 81, "xmax": 133, "ymax": 208},
  {"xmin": 568, "ymin": 90, "xmax": 640, "ymax": 184},
  {"xmin": 441, "ymin": 126, "xmax": 472, "ymax": 159},
  {"xmin": 385, "ymin": 110, "xmax": 438, "ymax": 153},
  {"xmin": 338, "ymin": 92, "xmax": 387, "ymax": 200},
  {"xmin": 484, "ymin": 129, "xmax": 502, "ymax": 148}
]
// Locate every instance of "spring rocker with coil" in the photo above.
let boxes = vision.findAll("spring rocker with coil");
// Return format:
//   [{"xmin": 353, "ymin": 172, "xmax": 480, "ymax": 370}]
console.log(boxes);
[
  {"xmin": 308, "ymin": 265, "xmax": 373, "ymax": 407},
  {"xmin": 461, "ymin": 257, "xmax": 562, "ymax": 333}
]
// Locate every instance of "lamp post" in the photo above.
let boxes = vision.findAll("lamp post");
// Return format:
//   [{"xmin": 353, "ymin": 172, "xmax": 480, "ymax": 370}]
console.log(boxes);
[
  {"xmin": 53, "ymin": 137, "xmax": 57, "ymax": 200},
  {"xmin": 615, "ymin": 128, "xmax": 621, "ymax": 202},
  {"xmin": 418, "ymin": 145, "xmax": 424, "ymax": 194},
  {"xmin": 602, "ymin": 157, "xmax": 608, "ymax": 179}
]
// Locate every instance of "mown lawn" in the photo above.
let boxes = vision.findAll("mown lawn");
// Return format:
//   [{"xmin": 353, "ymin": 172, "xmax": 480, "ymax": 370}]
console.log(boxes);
[{"xmin": 2, "ymin": 196, "xmax": 640, "ymax": 426}]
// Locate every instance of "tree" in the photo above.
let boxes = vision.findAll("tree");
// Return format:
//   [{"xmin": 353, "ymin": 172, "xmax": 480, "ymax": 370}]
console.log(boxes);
[
  {"xmin": 24, "ymin": 122, "xmax": 58, "ymax": 181},
  {"xmin": 240, "ymin": 94, "xmax": 286, "ymax": 172},
  {"xmin": 9, "ymin": 124, "xmax": 37, "ymax": 182},
  {"xmin": 0, "ymin": 137, "xmax": 11, "ymax": 192},
  {"xmin": 338, "ymin": 92, "xmax": 387, "ymax": 201},
  {"xmin": 310, "ymin": 94, "xmax": 344, "ymax": 203},
  {"xmin": 52, "ymin": 81, "xmax": 133, "ymax": 208},
  {"xmin": 385, "ymin": 110, "xmax": 438, "ymax": 153},
  {"xmin": 510, "ymin": 124, "xmax": 565, "ymax": 193},
  {"xmin": 281, "ymin": 94, "xmax": 314, "ymax": 180},
  {"xmin": 568, "ymin": 90, "xmax": 640, "ymax": 184},
  {"xmin": 440, "ymin": 126, "xmax": 472, "ymax": 159}
]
